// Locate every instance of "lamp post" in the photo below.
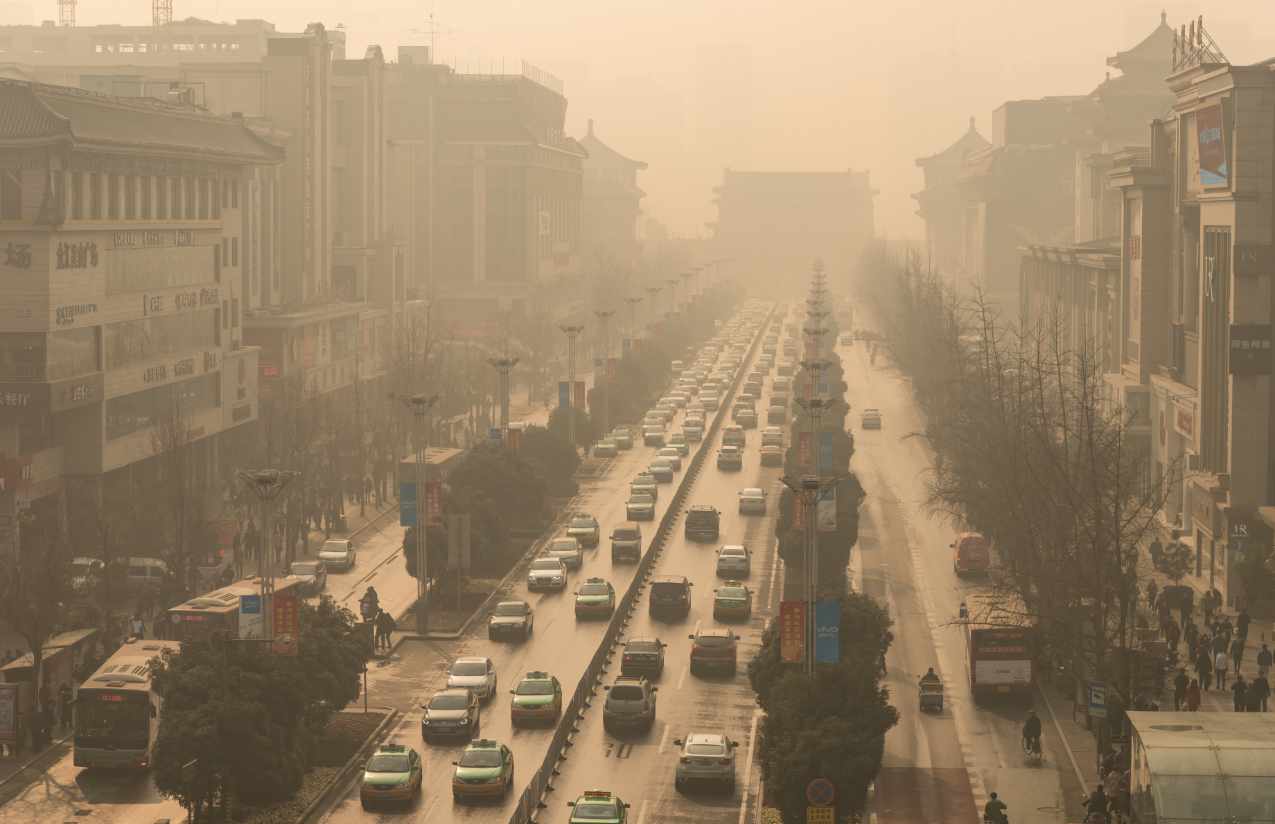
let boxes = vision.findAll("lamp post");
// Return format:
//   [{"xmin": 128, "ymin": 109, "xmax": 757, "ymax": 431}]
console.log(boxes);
[
  {"xmin": 237, "ymin": 468, "xmax": 299, "ymax": 645},
  {"xmin": 560, "ymin": 325, "xmax": 584, "ymax": 450},
  {"xmin": 400, "ymin": 392, "xmax": 439, "ymax": 634},
  {"xmin": 780, "ymin": 472, "xmax": 840, "ymax": 676},
  {"xmin": 593, "ymin": 310, "xmax": 614, "ymax": 437},
  {"xmin": 487, "ymin": 356, "xmax": 519, "ymax": 432}
]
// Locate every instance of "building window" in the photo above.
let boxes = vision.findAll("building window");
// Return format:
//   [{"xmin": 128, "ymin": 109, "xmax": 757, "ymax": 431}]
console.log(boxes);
[
  {"xmin": 231, "ymin": 236, "xmax": 239, "ymax": 267},
  {"xmin": 1, "ymin": 170, "xmax": 21, "ymax": 220},
  {"xmin": 139, "ymin": 176, "xmax": 151, "ymax": 220},
  {"xmin": 105, "ymin": 373, "xmax": 220, "ymax": 440},
  {"xmin": 184, "ymin": 176, "xmax": 195, "ymax": 219},
  {"xmin": 231, "ymin": 297, "xmax": 239, "ymax": 328},
  {"xmin": 103, "ymin": 310, "xmax": 218, "ymax": 369},
  {"xmin": 46, "ymin": 326, "xmax": 98, "ymax": 380},
  {"xmin": 107, "ymin": 174, "xmax": 119, "ymax": 219},
  {"xmin": 156, "ymin": 175, "xmax": 167, "ymax": 219},
  {"xmin": 69, "ymin": 172, "xmax": 83, "ymax": 220},
  {"xmin": 123, "ymin": 175, "xmax": 136, "ymax": 219}
]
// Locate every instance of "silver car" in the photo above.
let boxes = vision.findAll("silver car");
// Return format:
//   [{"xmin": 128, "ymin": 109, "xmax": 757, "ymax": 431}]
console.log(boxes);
[
  {"xmin": 657, "ymin": 448, "xmax": 683, "ymax": 471},
  {"xmin": 673, "ymin": 732, "xmax": 738, "ymax": 792},
  {"xmin": 738, "ymin": 487, "xmax": 767, "ymax": 515},
  {"xmin": 715, "ymin": 545, "xmax": 752, "ymax": 578},
  {"xmin": 626, "ymin": 493, "xmax": 656, "ymax": 521},
  {"xmin": 446, "ymin": 656, "xmax": 497, "ymax": 701},
  {"xmin": 527, "ymin": 557, "xmax": 568, "ymax": 591},
  {"xmin": 317, "ymin": 538, "xmax": 355, "ymax": 571},
  {"xmin": 546, "ymin": 537, "xmax": 583, "ymax": 569}
]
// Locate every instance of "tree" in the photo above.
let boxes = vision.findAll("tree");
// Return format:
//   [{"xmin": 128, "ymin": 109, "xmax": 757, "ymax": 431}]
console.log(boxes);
[
  {"xmin": 547, "ymin": 406, "xmax": 598, "ymax": 448},
  {"xmin": 151, "ymin": 389, "xmax": 204, "ymax": 596},
  {"xmin": 518, "ymin": 425, "xmax": 580, "ymax": 496},
  {"xmin": 748, "ymin": 593, "xmax": 897, "ymax": 822},
  {"xmin": 1155, "ymin": 541, "xmax": 1192, "ymax": 584}
]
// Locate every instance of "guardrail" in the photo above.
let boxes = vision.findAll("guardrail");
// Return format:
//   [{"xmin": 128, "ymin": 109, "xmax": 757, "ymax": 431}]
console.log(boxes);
[{"xmin": 507, "ymin": 303, "xmax": 774, "ymax": 823}]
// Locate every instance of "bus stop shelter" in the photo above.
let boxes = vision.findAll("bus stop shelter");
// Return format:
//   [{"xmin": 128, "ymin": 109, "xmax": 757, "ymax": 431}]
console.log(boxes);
[{"xmin": 1127, "ymin": 711, "xmax": 1275, "ymax": 823}]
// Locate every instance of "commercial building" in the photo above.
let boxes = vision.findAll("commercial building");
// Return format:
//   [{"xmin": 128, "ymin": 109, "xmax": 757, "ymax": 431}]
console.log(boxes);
[
  {"xmin": 0, "ymin": 78, "xmax": 281, "ymax": 553},
  {"xmin": 578, "ymin": 118, "xmax": 646, "ymax": 265},
  {"xmin": 912, "ymin": 118, "xmax": 989, "ymax": 279}
]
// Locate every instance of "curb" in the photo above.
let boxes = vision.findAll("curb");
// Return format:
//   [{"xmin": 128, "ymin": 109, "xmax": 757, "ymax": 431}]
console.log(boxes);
[
  {"xmin": 0, "ymin": 733, "xmax": 72, "ymax": 794},
  {"xmin": 296, "ymin": 706, "xmax": 399, "ymax": 824}
]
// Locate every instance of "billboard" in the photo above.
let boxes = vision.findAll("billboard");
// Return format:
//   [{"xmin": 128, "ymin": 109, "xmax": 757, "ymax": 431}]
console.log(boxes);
[
  {"xmin": 272, "ymin": 589, "xmax": 300, "ymax": 656},
  {"xmin": 780, "ymin": 601, "xmax": 806, "ymax": 663},
  {"xmin": 399, "ymin": 481, "xmax": 417, "ymax": 526},
  {"xmin": 1197, "ymin": 104, "xmax": 1228, "ymax": 187},
  {"xmin": 239, "ymin": 593, "xmax": 265, "ymax": 640},
  {"xmin": 814, "ymin": 599, "xmax": 840, "ymax": 664},
  {"xmin": 425, "ymin": 479, "xmax": 444, "ymax": 527},
  {"xmin": 817, "ymin": 487, "xmax": 837, "ymax": 532}
]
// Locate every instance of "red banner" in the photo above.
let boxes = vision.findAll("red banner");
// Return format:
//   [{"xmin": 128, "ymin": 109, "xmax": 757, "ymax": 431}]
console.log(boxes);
[
  {"xmin": 573, "ymin": 381, "xmax": 586, "ymax": 410},
  {"xmin": 272, "ymin": 589, "xmax": 300, "ymax": 656},
  {"xmin": 797, "ymin": 431, "xmax": 813, "ymax": 471},
  {"xmin": 780, "ymin": 601, "xmax": 805, "ymax": 663},
  {"xmin": 425, "ymin": 480, "xmax": 444, "ymax": 527}
]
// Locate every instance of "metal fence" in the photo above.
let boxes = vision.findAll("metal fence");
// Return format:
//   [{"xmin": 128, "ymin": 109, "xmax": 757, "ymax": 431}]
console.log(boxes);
[{"xmin": 506, "ymin": 304, "xmax": 773, "ymax": 824}]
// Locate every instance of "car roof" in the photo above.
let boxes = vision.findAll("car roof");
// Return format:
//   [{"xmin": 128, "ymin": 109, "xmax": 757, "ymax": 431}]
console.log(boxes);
[
  {"xmin": 625, "ymin": 637, "xmax": 662, "ymax": 648},
  {"xmin": 613, "ymin": 675, "xmax": 646, "ymax": 686},
  {"xmin": 686, "ymin": 732, "xmax": 728, "ymax": 746},
  {"xmin": 453, "ymin": 656, "xmax": 490, "ymax": 666},
  {"xmin": 741, "ymin": 487, "xmax": 764, "ymax": 494},
  {"xmin": 435, "ymin": 687, "xmax": 474, "ymax": 699},
  {"xmin": 464, "ymin": 738, "xmax": 502, "ymax": 750},
  {"xmin": 689, "ymin": 504, "xmax": 717, "ymax": 512},
  {"xmin": 720, "ymin": 545, "xmax": 747, "ymax": 553},
  {"xmin": 496, "ymin": 600, "xmax": 528, "ymax": 609},
  {"xmin": 520, "ymin": 670, "xmax": 555, "ymax": 682},
  {"xmin": 653, "ymin": 574, "xmax": 689, "ymax": 584},
  {"xmin": 696, "ymin": 627, "xmax": 733, "ymax": 638}
]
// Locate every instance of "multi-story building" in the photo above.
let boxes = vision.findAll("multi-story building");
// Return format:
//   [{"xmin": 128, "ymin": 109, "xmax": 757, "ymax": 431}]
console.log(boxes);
[
  {"xmin": 1108, "ymin": 27, "xmax": 1275, "ymax": 605},
  {"xmin": 0, "ymin": 78, "xmax": 281, "ymax": 554},
  {"xmin": 578, "ymin": 118, "xmax": 646, "ymax": 265},
  {"xmin": 912, "ymin": 118, "xmax": 989, "ymax": 279}
]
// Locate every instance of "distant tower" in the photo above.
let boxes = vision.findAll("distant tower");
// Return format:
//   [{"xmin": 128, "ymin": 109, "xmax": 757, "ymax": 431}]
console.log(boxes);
[
  {"xmin": 57, "ymin": 0, "xmax": 75, "ymax": 27},
  {"xmin": 152, "ymin": 0, "xmax": 172, "ymax": 27}
]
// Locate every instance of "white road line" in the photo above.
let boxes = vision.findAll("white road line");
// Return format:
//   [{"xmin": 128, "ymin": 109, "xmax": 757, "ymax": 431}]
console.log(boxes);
[
  {"xmin": 657, "ymin": 724, "xmax": 671, "ymax": 754},
  {"xmin": 636, "ymin": 799, "xmax": 650, "ymax": 824},
  {"xmin": 677, "ymin": 666, "xmax": 688, "ymax": 691},
  {"xmin": 738, "ymin": 707, "xmax": 762, "ymax": 824},
  {"xmin": 1038, "ymin": 681, "xmax": 1086, "ymax": 789}
]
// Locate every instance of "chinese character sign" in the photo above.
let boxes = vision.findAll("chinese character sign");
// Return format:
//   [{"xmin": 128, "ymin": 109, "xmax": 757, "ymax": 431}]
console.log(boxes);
[
  {"xmin": 780, "ymin": 601, "xmax": 806, "ymax": 663},
  {"xmin": 425, "ymin": 480, "xmax": 444, "ymax": 527},
  {"xmin": 814, "ymin": 599, "xmax": 840, "ymax": 664},
  {"xmin": 817, "ymin": 487, "xmax": 837, "ymax": 532},
  {"xmin": 272, "ymin": 590, "xmax": 300, "ymax": 656},
  {"xmin": 798, "ymin": 431, "xmax": 813, "ymax": 471}
]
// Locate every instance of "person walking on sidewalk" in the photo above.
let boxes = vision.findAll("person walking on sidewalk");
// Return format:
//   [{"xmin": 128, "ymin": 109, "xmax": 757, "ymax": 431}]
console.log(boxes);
[
  {"xmin": 1232, "ymin": 635, "xmax": 1246, "ymax": 676},
  {"xmin": 57, "ymin": 682, "xmax": 72, "ymax": 733},
  {"xmin": 1173, "ymin": 668, "xmax": 1189, "ymax": 710},
  {"xmin": 375, "ymin": 609, "xmax": 396, "ymax": 652},
  {"xmin": 1251, "ymin": 672, "xmax": 1271, "ymax": 712},
  {"xmin": 1165, "ymin": 617, "xmax": 1181, "ymax": 651},
  {"xmin": 1197, "ymin": 647, "xmax": 1214, "ymax": 691},
  {"xmin": 1186, "ymin": 678, "xmax": 1202, "ymax": 711},
  {"xmin": 1238, "ymin": 606, "xmax": 1252, "ymax": 643},
  {"xmin": 1215, "ymin": 648, "xmax": 1231, "ymax": 690},
  {"xmin": 1185, "ymin": 619, "xmax": 1200, "ymax": 661},
  {"xmin": 1146, "ymin": 579, "xmax": 1159, "ymax": 613},
  {"xmin": 1258, "ymin": 643, "xmax": 1273, "ymax": 679},
  {"xmin": 1232, "ymin": 674, "xmax": 1248, "ymax": 711}
]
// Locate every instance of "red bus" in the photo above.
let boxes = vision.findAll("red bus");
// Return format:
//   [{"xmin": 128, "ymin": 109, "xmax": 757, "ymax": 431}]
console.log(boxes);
[{"xmin": 965, "ymin": 624, "xmax": 1034, "ymax": 701}]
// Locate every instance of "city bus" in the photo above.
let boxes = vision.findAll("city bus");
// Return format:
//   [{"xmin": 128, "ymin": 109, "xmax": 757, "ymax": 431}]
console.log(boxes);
[
  {"xmin": 166, "ymin": 576, "xmax": 304, "ymax": 643},
  {"xmin": 73, "ymin": 639, "xmax": 181, "ymax": 769},
  {"xmin": 965, "ymin": 622, "xmax": 1035, "ymax": 702}
]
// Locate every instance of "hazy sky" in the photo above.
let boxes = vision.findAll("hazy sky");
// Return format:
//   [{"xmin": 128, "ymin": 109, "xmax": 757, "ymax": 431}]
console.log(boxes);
[{"xmin": 42, "ymin": 0, "xmax": 1275, "ymax": 239}]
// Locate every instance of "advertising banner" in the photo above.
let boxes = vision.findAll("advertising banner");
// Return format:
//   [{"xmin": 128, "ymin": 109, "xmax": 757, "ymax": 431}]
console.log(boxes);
[
  {"xmin": 574, "ymin": 381, "xmax": 587, "ymax": 410},
  {"xmin": 817, "ymin": 487, "xmax": 837, "ymax": 532},
  {"xmin": 814, "ymin": 599, "xmax": 840, "ymax": 664},
  {"xmin": 425, "ymin": 480, "xmax": 444, "ymax": 527},
  {"xmin": 793, "ymin": 493, "xmax": 809, "ymax": 531},
  {"xmin": 271, "ymin": 589, "xmax": 300, "ymax": 656},
  {"xmin": 817, "ymin": 431, "xmax": 835, "ymax": 474},
  {"xmin": 0, "ymin": 683, "xmax": 18, "ymax": 742},
  {"xmin": 798, "ymin": 431, "xmax": 813, "ymax": 470},
  {"xmin": 399, "ymin": 481, "xmax": 417, "ymax": 526},
  {"xmin": 1197, "ymin": 104, "xmax": 1228, "ymax": 187},
  {"xmin": 558, "ymin": 381, "xmax": 570, "ymax": 409},
  {"xmin": 239, "ymin": 593, "xmax": 264, "ymax": 640},
  {"xmin": 780, "ymin": 601, "xmax": 806, "ymax": 663}
]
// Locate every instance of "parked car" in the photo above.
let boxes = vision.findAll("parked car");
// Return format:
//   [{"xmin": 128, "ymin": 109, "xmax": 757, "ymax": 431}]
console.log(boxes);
[
  {"xmin": 488, "ymin": 600, "xmax": 534, "ymax": 641},
  {"xmin": 289, "ymin": 559, "xmax": 327, "ymax": 595},
  {"xmin": 715, "ymin": 545, "xmax": 752, "ymax": 578},
  {"xmin": 318, "ymin": 539, "xmax": 356, "ymax": 572},
  {"xmin": 527, "ymin": 557, "xmax": 568, "ymax": 591},
  {"xmin": 446, "ymin": 656, "xmax": 497, "ymax": 701},
  {"xmin": 620, "ymin": 637, "xmax": 666, "ymax": 678},
  {"xmin": 421, "ymin": 688, "xmax": 482, "ymax": 743},
  {"xmin": 611, "ymin": 526, "xmax": 643, "ymax": 563}
]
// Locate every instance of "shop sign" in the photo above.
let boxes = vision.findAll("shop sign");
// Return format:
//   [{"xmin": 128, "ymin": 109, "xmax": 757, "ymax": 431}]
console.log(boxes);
[
  {"xmin": 780, "ymin": 601, "xmax": 805, "ymax": 663},
  {"xmin": 55, "ymin": 241, "xmax": 98, "ymax": 270},
  {"xmin": 113, "ymin": 229, "xmax": 194, "ymax": 249},
  {"xmin": 1174, "ymin": 401, "xmax": 1196, "ymax": 439},
  {"xmin": 271, "ymin": 589, "xmax": 300, "ymax": 656},
  {"xmin": 1196, "ymin": 104, "xmax": 1228, "ymax": 188},
  {"xmin": 1230, "ymin": 324, "xmax": 1272, "ymax": 376},
  {"xmin": 50, "ymin": 374, "xmax": 102, "ymax": 412},
  {"xmin": 2, "ymin": 242, "xmax": 32, "ymax": 270},
  {"xmin": 54, "ymin": 302, "xmax": 97, "ymax": 327}
]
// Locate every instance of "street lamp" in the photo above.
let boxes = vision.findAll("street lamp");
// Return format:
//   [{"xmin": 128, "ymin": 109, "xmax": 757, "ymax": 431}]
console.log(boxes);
[
  {"xmin": 398, "ymin": 392, "xmax": 439, "ymax": 634},
  {"xmin": 487, "ymin": 356, "xmax": 520, "ymax": 432},
  {"xmin": 780, "ymin": 471, "xmax": 842, "ymax": 676},
  {"xmin": 560, "ymin": 325, "xmax": 584, "ymax": 450},
  {"xmin": 593, "ymin": 310, "xmax": 615, "ymax": 436},
  {"xmin": 237, "ymin": 468, "xmax": 299, "ymax": 645}
]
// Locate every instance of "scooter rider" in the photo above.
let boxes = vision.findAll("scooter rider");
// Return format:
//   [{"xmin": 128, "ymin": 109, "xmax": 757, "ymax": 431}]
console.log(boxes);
[
  {"xmin": 983, "ymin": 792, "xmax": 1008, "ymax": 824},
  {"xmin": 1022, "ymin": 709, "xmax": 1042, "ymax": 755},
  {"xmin": 360, "ymin": 586, "xmax": 379, "ymax": 621}
]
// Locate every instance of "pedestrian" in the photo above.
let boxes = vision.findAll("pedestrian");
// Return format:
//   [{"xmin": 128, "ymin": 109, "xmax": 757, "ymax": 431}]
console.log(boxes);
[
  {"xmin": 1147, "ymin": 579, "xmax": 1159, "ymax": 612},
  {"xmin": 1232, "ymin": 635, "xmax": 1245, "ymax": 676},
  {"xmin": 1220, "ymin": 615, "xmax": 1234, "ymax": 647},
  {"xmin": 1173, "ymin": 668, "xmax": 1189, "ymax": 711},
  {"xmin": 1252, "ymin": 672, "xmax": 1271, "ymax": 712},
  {"xmin": 1196, "ymin": 647, "xmax": 1213, "ymax": 691},
  {"xmin": 1258, "ymin": 643, "xmax": 1273, "ymax": 679},
  {"xmin": 1178, "ymin": 593, "xmax": 1192, "ymax": 632},
  {"xmin": 1215, "ymin": 648, "xmax": 1230, "ymax": 690},
  {"xmin": 1185, "ymin": 620, "xmax": 1200, "ymax": 661},
  {"xmin": 1186, "ymin": 678, "xmax": 1202, "ymax": 711},
  {"xmin": 1232, "ymin": 674, "xmax": 1248, "ymax": 711},
  {"xmin": 1203, "ymin": 589, "xmax": 1216, "ymax": 625},
  {"xmin": 129, "ymin": 613, "xmax": 145, "ymax": 640},
  {"xmin": 376, "ymin": 609, "xmax": 397, "ymax": 651},
  {"xmin": 1150, "ymin": 537, "xmax": 1164, "ymax": 567},
  {"xmin": 1165, "ymin": 617, "xmax": 1181, "ymax": 651},
  {"xmin": 57, "ymin": 683, "xmax": 72, "ymax": 733},
  {"xmin": 1214, "ymin": 630, "xmax": 1229, "ymax": 656},
  {"xmin": 1238, "ymin": 606, "xmax": 1252, "ymax": 642}
]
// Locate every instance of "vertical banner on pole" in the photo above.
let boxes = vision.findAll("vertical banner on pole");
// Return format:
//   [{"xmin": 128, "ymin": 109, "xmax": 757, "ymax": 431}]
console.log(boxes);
[
  {"xmin": 814, "ymin": 599, "xmax": 840, "ymax": 664},
  {"xmin": 574, "ymin": 381, "xmax": 586, "ymax": 409},
  {"xmin": 780, "ymin": 601, "xmax": 806, "ymax": 663},
  {"xmin": 817, "ymin": 431, "xmax": 834, "ymax": 474},
  {"xmin": 425, "ymin": 480, "xmax": 443, "ymax": 527},
  {"xmin": 798, "ymin": 431, "xmax": 813, "ymax": 471},
  {"xmin": 272, "ymin": 589, "xmax": 300, "ymax": 656},
  {"xmin": 817, "ymin": 487, "xmax": 837, "ymax": 532},
  {"xmin": 558, "ymin": 381, "xmax": 570, "ymax": 409},
  {"xmin": 792, "ymin": 493, "xmax": 808, "ymax": 531},
  {"xmin": 398, "ymin": 482, "xmax": 417, "ymax": 526}
]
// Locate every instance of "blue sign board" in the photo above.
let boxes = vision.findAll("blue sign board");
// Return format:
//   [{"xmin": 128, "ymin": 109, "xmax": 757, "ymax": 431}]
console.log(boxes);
[
  {"xmin": 814, "ymin": 599, "xmax": 840, "ymax": 664},
  {"xmin": 240, "ymin": 594, "xmax": 261, "ymax": 614},
  {"xmin": 399, "ymin": 481, "xmax": 417, "ymax": 526},
  {"xmin": 817, "ymin": 431, "xmax": 835, "ymax": 473},
  {"xmin": 558, "ymin": 380, "xmax": 571, "ymax": 409},
  {"xmin": 489, "ymin": 427, "xmax": 503, "ymax": 443}
]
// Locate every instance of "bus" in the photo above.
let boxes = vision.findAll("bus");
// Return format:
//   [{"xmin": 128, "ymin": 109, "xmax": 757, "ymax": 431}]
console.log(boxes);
[
  {"xmin": 965, "ymin": 623, "xmax": 1035, "ymax": 701},
  {"xmin": 73, "ymin": 639, "xmax": 181, "ymax": 769},
  {"xmin": 166, "ymin": 576, "xmax": 304, "ymax": 643}
]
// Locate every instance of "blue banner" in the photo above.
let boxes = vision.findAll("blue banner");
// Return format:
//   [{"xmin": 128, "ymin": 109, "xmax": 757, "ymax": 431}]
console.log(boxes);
[
  {"xmin": 558, "ymin": 381, "xmax": 571, "ymax": 409},
  {"xmin": 399, "ymin": 482, "xmax": 417, "ymax": 526},
  {"xmin": 814, "ymin": 599, "xmax": 840, "ymax": 664},
  {"xmin": 818, "ymin": 431, "xmax": 835, "ymax": 473},
  {"xmin": 489, "ymin": 427, "xmax": 503, "ymax": 444}
]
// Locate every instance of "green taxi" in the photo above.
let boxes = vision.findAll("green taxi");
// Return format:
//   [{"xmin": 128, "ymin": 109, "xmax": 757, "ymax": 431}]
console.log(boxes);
[
  {"xmin": 451, "ymin": 738, "xmax": 514, "ymax": 802},
  {"xmin": 568, "ymin": 790, "xmax": 631, "ymax": 823},
  {"xmin": 713, "ymin": 582, "xmax": 753, "ymax": 621},
  {"xmin": 359, "ymin": 744, "xmax": 422, "ymax": 809},
  {"xmin": 510, "ymin": 671, "xmax": 563, "ymax": 726},
  {"xmin": 575, "ymin": 577, "xmax": 616, "ymax": 619}
]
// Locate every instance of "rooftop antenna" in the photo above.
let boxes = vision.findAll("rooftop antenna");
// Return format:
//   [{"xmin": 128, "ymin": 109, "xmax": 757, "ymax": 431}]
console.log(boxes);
[
  {"xmin": 408, "ymin": 1, "xmax": 457, "ymax": 65},
  {"xmin": 58, "ymin": 0, "xmax": 74, "ymax": 26},
  {"xmin": 153, "ymin": 0, "xmax": 172, "ymax": 27}
]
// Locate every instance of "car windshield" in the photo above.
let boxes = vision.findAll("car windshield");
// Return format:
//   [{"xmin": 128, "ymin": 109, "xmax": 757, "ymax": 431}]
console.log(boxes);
[
  {"xmin": 579, "ymin": 582, "xmax": 610, "ymax": 596},
  {"xmin": 451, "ymin": 661, "xmax": 487, "ymax": 677},
  {"xmin": 722, "ymin": 547, "xmax": 746, "ymax": 557},
  {"xmin": 430, "ymin": 693, "xmax": 470, "ymax": 709},
  {"xmin": 291, "ymin": 561, "xmax": 321, "ymax": 575},
  {"xmin": 321, "ymin": 541, "xmax": 348, "ymax": 553},
  {"xmin": 627, "ymin": 641, "xmax": 659, "ymax": 653},
  {"xmin": 531, "ymin": 559, "xmax": 562, "ymax": 571},
  {"xmin": 572, "ymin": 801, "xmax": 620, "ymax": 819},
  {"xmin": 494, "ymin": 602, "xmax": 528, "ymax": 616},
  {"xmin": 687, "ymin": 744, "xmax": 725, "ymax": 756},
  {"xmin": 551, "ymin": 540, "xmax": 578, "ymax": 551},
  {"xmin": 721, "ymin": 447, "xmax": 738, "ymax": 455},
  {"xmin": 742, "ymin": 489, "xmax": 762, "ymax": 497},
  {"xmin": 695, "ymin": 634, "xmax": 733, "ymax": 646},
  {"xmin": 613, "ymin": 528, "xmax": 639, "ymax": 539},
  {"xmin": 630, "ymin": 495, "xmax": 653, "ymax": 504},
  {"xmin": 651, "ymin": 582, "xmax": 686, "ymax": 596},
  {"xmin": 516, "ymin": 679, "xmax": 555, "ymax": 696},
  {"xmin": 367, "ymin": 754, "xmax": 410, "ymax": 772},
  {"xmin": 720, "ymin": 587, "xmax": 748, "ymax": 599},
  {"xmin": 459, "ymin": 749, "xmax": 503, "ymax": 768},
  {"xmin": 610, "ymin": 685, "xmax": 645, "ymax": 700},
  {"xmin": 570, "ymin": 518, "xmax": 595, "ymax": 528}
]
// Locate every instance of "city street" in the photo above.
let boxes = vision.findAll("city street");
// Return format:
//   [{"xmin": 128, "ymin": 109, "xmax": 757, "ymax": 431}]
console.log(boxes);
[{"xmin": 840, "ymin": 336, "xmax": 1075, "ymax": 824}]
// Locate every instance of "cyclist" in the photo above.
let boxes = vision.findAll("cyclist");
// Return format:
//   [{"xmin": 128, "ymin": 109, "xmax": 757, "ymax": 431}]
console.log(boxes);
[
  {"xmin": 1085, "ymin": 784, "xmax": 1109, "ymax": 821},
  {"xmin": 959, "ymin": 601, "xmax": 970, "ymax": 621},
  {"xmin": 1022, "ymin": 709, "xmax": 1042, "ymax": 757},
  {"xmin": 983, "ymin": 792, "xmax": 1008, "ymax": 824},
  {"xmin": 919, "ymin": 667, "xmax": 941, "ymax": 687}
]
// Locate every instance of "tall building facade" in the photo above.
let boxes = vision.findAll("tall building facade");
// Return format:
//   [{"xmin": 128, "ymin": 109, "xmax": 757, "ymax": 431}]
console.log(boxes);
[{"xmin": 578, "ymin": 118, "xmax": 646, "ymax": 266}]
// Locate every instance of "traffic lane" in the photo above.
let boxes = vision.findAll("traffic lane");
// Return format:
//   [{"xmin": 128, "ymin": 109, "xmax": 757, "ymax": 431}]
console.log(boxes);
[
  {"xmin": 0, "ymin": 749, "xmax": 185, "ymax": 824},
  {"xmin": 546, "ymin": 458, "xmax": 783, "ymax": 823},
  {"xmin": 841, "ymin": 340, "xmax": 1067, "ymax": 821}
]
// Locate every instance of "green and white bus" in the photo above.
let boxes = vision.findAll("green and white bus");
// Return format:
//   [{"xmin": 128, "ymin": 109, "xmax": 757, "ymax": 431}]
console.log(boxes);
[{"xmin": 73, "ymin": 639, "xmax": 180, "ymax": 769}]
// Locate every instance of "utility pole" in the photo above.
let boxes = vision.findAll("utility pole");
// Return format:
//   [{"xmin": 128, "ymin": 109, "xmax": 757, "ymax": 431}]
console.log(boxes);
[
  {"xmin": 355, "ymin": 334, "xmax": 365, "ymax": 517},
  {"xmin": 238, "ymin": 469, "xmax": 299, "ymax": 647},
  {"xmin": 560, "ymin": 325, "xmax": 584, "ymax": 450},
  {"xmin": 487, "ymin": 356, "xmax": 519, "ymax": 432},
  {"xmin": 400, "ymin": 393, "xmax": 439, "ymax": 635},
  {"xmin": 593, "ymin": 310, "xmax": 614, "ymax": 437}
]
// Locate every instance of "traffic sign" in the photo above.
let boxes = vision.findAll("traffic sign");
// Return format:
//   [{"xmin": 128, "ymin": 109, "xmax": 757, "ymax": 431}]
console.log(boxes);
[
  {"xmin": 1088, "ymin": 681, "xmax": 1107, "ymax": 719},
  {"xmin": 806, "ymin": 777, "xmax": 835, "ymax": 806},
  {"xmin": 806, "ymin": 806, "xmax": 834, "ymax": 824}
]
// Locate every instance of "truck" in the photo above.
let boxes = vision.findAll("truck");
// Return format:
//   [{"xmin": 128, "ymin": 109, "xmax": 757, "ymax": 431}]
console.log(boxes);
[{"xmin": 965, "ymin": 624, "xmax": 1034, "ymax": 701}]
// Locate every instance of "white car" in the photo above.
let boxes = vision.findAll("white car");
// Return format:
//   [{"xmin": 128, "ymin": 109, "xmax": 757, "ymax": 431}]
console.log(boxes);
[
  {"xmin": 527, "ymin": 557, "xmax": 568, "ymax": 591},
  {"xmin": 447, "ymin": 656, "xmax": 497, "ymax": 701},
  {"xmin": 861, "ymin": 408, "xmax": 882, "ymax": 429},
  {"xmin": 656, "ymin": 448, "xmax": 683, "ymax": 471},
  {"xmin": 546, "ymin": 537, "xmax": 584, "ymax": 569},
  {"xmin": 317, "ymin": 538, "xmax": 355, "ymax": 571},
  {"xmin": 674, "ymin": 732, "xmax": 738, "ymax": 792},
  {"xmin": 738, "ymin": 487, "xmax": 767, "ymax": 515}
]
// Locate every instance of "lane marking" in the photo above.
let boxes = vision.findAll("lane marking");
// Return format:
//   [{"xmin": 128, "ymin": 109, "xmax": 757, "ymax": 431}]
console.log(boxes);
[
  {"xmin": 1038, "ymin": 682, "xmax": 1086, "ymax": 790},
  {"xmin": 658, "ymin": 724, "xmax": 671, "ymax": 754},
  {"xmin": 738, "ymin": 708, "xmax": 762, "ymax": 824},
  {"xmin": 636, "ymin": 799, "xmax": 650, "ymax": 824},
  {"xmin": 677, "ymin": 666, "xmax": 687, "ymax": 691}
]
